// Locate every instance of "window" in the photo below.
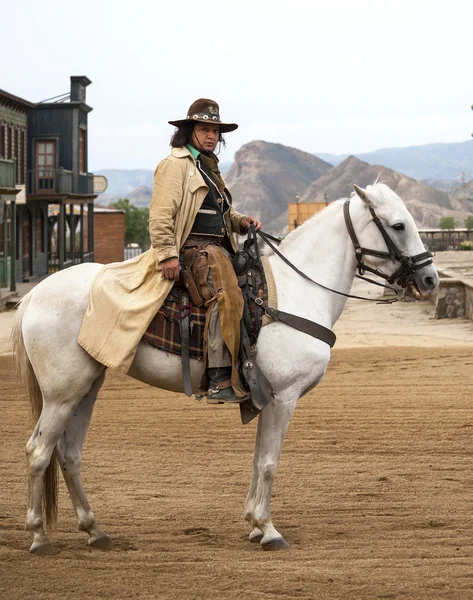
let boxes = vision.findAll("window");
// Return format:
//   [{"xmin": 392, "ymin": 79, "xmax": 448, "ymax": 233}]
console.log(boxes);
[
  {"xmin": 35, "ymin": 207, "xmax": 45, "ymax": 254},
  {"xmin": 79, "ymin": 129, "xmax": 86, "ymax": 173},
  {"xmin": 36, "ymin": 140, "xmax": 56, "ymax": 192},
  {"xmin": 15, "ymin": 128, "xmax": 19, "ymax": 183},
  {"xmin": 20, "ymin": 130, "xmax": 25, "ymax": 185},
  {"xmin": 7, "ymin": 126, "xmax": 12, "ymax": 159},
  {"xmin": 0, "ymin": 124, "xmax": 4, "ymax": 158}
]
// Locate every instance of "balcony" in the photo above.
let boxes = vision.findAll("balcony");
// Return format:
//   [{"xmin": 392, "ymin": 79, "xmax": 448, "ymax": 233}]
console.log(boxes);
[
  {"xmin": 0, "ymin": 159, "xmax": 16, "ymax": 191},
  {"xmin": 78, "ymin": 173, "xmax": 94, "ymax": 195},
  {"xmin": 28, "ymin": 168, "xmax": 72, "ymax": 195},
  {"xmin": 28, "ymin": 169, "xmax": 95, "ymax": 196}
]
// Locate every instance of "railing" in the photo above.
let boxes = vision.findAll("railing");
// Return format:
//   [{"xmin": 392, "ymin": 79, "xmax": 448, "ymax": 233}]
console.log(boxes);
[
  {"xmin": 420, "ymin": 234, "xmax": 473, "ymax": 252},
  {"xmin": 48, "ymin": 251, "xmax": 94, "ymax": 273},
  {"xmin": 0, "ymin": 159, "xmax": 16, "ymax": 189},
  {"xmin": 28, "ymin": 170, "xmax": 94, "ymax": 195},
  {"xmin": 28, "ymin": 168, "xmax": 73, "ymax": 195},
  {"xmin": 124, "ymin": 245, "xmax": 143, "ymax": 260}
]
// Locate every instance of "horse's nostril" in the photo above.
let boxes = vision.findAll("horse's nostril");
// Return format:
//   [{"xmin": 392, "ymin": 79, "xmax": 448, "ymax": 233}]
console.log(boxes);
[{"xmin": 424, "ymin": 276, "xmax": 437, "ymax": 289}]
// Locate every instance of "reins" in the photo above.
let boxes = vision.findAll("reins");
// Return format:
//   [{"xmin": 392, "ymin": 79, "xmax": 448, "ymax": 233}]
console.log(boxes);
[
  {"xmin": 256, "ymin": 231, "xmax": 397, "ymax": 305},
  {"xmin": 254, "ymin": 198, "xmax": 433, "ymax": 305}
]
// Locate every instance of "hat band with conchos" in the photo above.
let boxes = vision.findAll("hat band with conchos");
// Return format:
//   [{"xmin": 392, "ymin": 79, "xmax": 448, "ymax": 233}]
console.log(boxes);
[{"xmin": 168, "ymin": 98, "xmax": 238, "ymax": 133}]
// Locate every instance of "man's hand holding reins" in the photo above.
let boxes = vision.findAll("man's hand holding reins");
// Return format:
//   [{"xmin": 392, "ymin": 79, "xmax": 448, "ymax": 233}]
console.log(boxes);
[
  {"xmin": 241, "ymin": 216, "xmax": 262, "ymax": 230},
  {"xmin": 160, "ymin": 257, "xmax": 180, "ymax": 280}
]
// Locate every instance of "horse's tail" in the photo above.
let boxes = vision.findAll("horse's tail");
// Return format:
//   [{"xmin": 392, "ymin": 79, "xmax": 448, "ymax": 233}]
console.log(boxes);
[{"xmin": 11, "ymin": 292, "xmax": 58, "ymax": 532}]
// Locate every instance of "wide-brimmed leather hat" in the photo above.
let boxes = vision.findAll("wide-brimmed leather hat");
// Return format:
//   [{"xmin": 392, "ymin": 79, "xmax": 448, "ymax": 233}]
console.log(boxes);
[{"xmin": 168, "ymin": 98, "xmax": 238, "ymax": 133}]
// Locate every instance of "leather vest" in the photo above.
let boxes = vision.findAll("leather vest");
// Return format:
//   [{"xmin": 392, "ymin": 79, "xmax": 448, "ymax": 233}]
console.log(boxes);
[{"xmin": 190, "ymin": 159, "xmax": 230, "ymax": 238}]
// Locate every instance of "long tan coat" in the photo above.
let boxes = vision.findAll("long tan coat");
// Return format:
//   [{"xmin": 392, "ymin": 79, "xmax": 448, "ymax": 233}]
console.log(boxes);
[{"xmin": 78, "ymin": 146, "xmax": 247, "ymax": 373}]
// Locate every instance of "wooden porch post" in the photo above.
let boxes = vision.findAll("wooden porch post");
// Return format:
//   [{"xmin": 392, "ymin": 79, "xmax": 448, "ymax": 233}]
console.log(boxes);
[
  {"xmin": 87, "ymin": 202, "xmax": 94, "ymax": 261},
  {"xmin": 59, "ymin": 202, "xmax": 65, "ymax": 270},
  {"xmin": 10, "ymin": 199, "xmax": 16, "ymax": 292},
  {"xmin": 80, "ymin": 204, "xmax": 84, "ymax": 262},
  {"xmin": 70, "ymin": 204, "xmax": 75, "ymax": 264}
]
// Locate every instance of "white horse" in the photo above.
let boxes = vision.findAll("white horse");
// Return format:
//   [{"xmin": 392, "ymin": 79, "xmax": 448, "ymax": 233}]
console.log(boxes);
[{"xmin": 12, "ymin": 183, "xmax": 439, "ymax": 555}]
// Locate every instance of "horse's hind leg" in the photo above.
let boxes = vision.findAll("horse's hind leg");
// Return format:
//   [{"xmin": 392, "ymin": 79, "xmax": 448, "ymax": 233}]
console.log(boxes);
[
  {"xmin": 26, "ymin": 398, "xmax": 81, "ymax": 554},
  {"xmin": 56, "ymin": 371, "xmax": 110, "ymax": 549}
]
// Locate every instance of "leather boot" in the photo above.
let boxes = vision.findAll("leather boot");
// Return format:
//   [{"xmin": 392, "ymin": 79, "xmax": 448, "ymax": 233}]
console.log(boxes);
[{"xmin": 206, "ymin": 367, "xmax": 240, "ymax": 403}]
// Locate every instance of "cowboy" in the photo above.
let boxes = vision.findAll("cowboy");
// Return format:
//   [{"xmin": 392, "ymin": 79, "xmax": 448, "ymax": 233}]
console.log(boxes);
[
  {"xmin": 157, "ymin": 99, "xmax": 262, "ymax": 401},
  {"xmin": 77, "ymin": 99, "xmax": 261, "ymax": 402}
]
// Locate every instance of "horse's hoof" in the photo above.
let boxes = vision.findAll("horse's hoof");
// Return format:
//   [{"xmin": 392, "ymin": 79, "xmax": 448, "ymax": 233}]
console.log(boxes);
[
  {"xmin": 249, "ymin": 530, "xmax": 263, "ymax": 544},
  {"xmin": 88, "ymin": 534, "xmax": 112, "ymax": 550},
  {"xmin": 30, "ymin": 541, "xmax": 59, "ymax": 555},
  {"xmin": 261, "ymin": 536, "xmax": 290, "ymax": 551}
]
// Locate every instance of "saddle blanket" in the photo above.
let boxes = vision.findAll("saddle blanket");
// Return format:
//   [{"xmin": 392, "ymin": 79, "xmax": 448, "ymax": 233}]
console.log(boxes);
[
  {"xmin": 142, "ymin": 298, "xmax": 207, "ymax": 360},
  {"xmin": 141, "ymin": 256, "xmax": 277, "ymax": 361}
]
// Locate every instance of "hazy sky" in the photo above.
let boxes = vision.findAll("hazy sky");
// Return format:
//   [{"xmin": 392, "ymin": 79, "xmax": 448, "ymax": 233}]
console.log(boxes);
[{"xmin": 2, "ymin": 0, "xmax": 472, "ymax": 171}]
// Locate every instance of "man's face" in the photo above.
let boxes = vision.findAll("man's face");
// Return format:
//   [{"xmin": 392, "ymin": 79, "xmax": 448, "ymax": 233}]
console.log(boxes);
[{"xmin": 192, "ymin": 123, "xmax": 220, "ymax": 153}]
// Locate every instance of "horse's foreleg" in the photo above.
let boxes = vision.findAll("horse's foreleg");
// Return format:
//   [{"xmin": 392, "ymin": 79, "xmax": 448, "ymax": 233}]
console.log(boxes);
[
  {"xmin": 26, "ymin": 401, "xmax": 77, "ymax": 554},
  {"xmin": 245, "ymin": 395, "xmax": 297, "ymax": 550},
  {"xmin": 56, "ymin": 371, "xmax": 110, "ymax": 549},
  {"xmin": 244, "ymin": 418, "xmax": 264, "ymax": 543}
]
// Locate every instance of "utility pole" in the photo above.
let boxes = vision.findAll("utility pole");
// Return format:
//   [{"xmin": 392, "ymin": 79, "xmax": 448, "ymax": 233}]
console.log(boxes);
[{"xmin": 294, "ymin": 193, "xmax": 300, "ymax": 229}]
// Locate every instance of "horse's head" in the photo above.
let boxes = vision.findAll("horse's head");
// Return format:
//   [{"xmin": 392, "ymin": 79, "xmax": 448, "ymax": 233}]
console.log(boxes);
[{"xmin": 348, "ymin": 183, "xmax": 439, "ymax": 299}]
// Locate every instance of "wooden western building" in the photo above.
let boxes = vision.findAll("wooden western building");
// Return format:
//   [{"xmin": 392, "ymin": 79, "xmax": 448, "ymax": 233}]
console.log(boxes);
[
  {"xmin": 288, "ymin": 200, "xmax": 330, "ymax": 231},
  {"xmin": 0, "ymin": 76, "xmax": 97, "ymax": 292},
  {"xmin": 0, "ymin": 90, "xmax": 34, "ymax": 291}
]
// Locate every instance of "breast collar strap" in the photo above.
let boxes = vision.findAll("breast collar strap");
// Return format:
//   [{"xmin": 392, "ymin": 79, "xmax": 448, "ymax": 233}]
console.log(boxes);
[{"xmin": 343, "ymin": 200, "xmax": 433, "ymax": 286}]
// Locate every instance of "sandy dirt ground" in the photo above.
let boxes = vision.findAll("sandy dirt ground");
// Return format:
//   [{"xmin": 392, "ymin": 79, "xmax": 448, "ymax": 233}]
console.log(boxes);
[{"xmin": 2, "ymin": 252, "xmax": 473, "ymax": 599}]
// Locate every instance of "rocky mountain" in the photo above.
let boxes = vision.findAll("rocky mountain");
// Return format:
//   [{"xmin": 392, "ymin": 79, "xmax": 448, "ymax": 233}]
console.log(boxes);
[
  {"xmin": 421, "ymin": 178, "xmax": 463, "ymax": 192},
  {"xmin": 128, "ymin": 185, "xmax": 152, "ymax": 208},
  {"xmin": 300, "ymin": 156, "xmax": 469, "ymax": 229},
  {"xmin": 95, "ymin": 140, "xmax": 473, "ymax": 234},
  {"xmin": 448, "ymin": 180, "xmax": 473, "ymax": 221},
  {"xmin": 316, "ymin": 139, "xmax": 473, "ymax": 182},
  {"xmin": 96, "ymin": 169, "xmax": 154, "ymax": 196},
  {"xmin": 225, "ymin": 140, "xmax": 332, "ymax": 234},
  {"xmin": 96, "ymin": 140, "xmax": 473, "ymax": 208},
  {"xmin": 96, "ymin": 161, "xmax": 231, "ymax": 199}
]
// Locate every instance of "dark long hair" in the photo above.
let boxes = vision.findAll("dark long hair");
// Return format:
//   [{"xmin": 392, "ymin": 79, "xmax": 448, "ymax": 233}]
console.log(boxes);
[{"xmin": 170, "ymin": 123, "xmax": 226, "ymax": 152}]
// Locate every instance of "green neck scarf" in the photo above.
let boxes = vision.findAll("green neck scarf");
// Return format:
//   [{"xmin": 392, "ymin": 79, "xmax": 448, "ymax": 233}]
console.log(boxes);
[
  {"xmin": 187, "ymin": 144, "xmax": 226, "ymax": 193},
  {"xmin": 199, "ymin": 152, "xmax": 226, "ymax": 194}
]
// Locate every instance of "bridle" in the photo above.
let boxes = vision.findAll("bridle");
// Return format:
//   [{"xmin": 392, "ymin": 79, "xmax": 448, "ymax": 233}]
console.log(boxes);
[
  {"xmin": 343, "ymin": 199, "xmax": 434, "ymax": 288},
  {"xmin": 254, "ymin": 198, "xmax": 433, "ymax": 304},
  {"xmin": 241, "ymin": 199, "xmax": 434, "ymax": 349}
]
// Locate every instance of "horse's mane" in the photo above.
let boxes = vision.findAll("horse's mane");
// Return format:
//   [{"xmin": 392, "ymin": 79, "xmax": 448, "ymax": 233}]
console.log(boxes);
[{"xmin": 263, "ymin": 182, "xmax": 405, "ymax": 256}]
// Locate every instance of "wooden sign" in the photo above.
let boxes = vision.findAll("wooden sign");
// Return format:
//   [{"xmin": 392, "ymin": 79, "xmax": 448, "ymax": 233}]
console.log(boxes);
[{"xmin": 93, "ymin": 175, "xmax": 108, "ymax": 194}]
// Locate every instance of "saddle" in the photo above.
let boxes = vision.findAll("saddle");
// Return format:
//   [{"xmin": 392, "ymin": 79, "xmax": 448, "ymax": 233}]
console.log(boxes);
[{"xmin": 143, "ymin": 231, "xmax": 273, "ymax": 424}]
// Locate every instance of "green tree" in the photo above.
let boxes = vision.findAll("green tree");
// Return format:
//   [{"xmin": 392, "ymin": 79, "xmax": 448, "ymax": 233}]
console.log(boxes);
[
  {"xmin": 464, "ymin": 215, "xmax": 473, "ymax": 230},
  {"xmin": 438, "ymin": 216, "xmax": 456, "ymax": 230},
  {"xmin": 109, "ymin": 198, "xmax": 150, "ymax": 250}
]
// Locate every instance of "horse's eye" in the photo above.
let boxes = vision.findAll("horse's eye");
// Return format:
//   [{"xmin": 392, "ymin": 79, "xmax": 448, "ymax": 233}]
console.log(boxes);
[{"xmin": 393, "ymin": 223, "xmax": 405, "ymax": 231}]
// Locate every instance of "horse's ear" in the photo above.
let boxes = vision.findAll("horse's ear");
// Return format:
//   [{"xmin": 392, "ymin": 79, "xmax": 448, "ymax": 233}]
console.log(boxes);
[{"xmin": 353, "ymin": 184, "xmax": 371, "ymax": 205}]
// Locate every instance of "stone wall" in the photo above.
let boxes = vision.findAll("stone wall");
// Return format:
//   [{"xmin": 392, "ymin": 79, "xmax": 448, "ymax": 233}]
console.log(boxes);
[{"xmin": 433, "ymin": 269, "xmax": 473, "ymax": 320}]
